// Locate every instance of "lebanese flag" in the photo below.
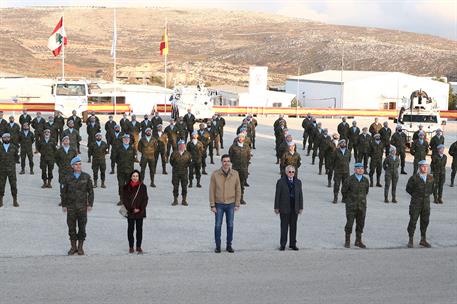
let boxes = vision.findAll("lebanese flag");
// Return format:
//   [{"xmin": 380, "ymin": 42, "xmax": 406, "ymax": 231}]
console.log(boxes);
[
  {"xmin": 160, "ymin": 26, "xmax": 168, "ymax": 56},
  {"xmin": 47, "ymin": 17, "xmax": 68, "ymax": 56}
]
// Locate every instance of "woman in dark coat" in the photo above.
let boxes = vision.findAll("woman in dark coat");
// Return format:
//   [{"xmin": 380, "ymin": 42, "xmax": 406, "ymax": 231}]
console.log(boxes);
[{"xmin": 122, "ymin": 170, "xmax": 148, "ymax": 254}]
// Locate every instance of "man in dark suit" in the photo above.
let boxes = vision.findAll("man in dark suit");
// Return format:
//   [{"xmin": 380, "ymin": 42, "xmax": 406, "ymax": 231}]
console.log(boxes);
[{"xmin": 274, "ymin": 165, "xmax": 304, "ymax": 251}]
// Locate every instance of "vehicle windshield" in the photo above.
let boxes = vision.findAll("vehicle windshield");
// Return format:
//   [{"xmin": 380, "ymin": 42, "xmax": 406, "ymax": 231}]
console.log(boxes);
[
  {"xmin": 402, "ymin": 114, "xmax": 437, "ymax": 123},
  {"xmin": 56, "ymin": 84, "xmax": 86, "ymax": 96}
]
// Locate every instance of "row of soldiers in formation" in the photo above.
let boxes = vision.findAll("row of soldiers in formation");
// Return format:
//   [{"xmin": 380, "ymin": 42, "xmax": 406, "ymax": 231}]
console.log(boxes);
[
  {"xmin": 0, "ymin": 109, "xmax": 258, "ymax": 209},
  {"xmin": 272, "ymin": 114, "xmax": 456, "ymax": 205}
]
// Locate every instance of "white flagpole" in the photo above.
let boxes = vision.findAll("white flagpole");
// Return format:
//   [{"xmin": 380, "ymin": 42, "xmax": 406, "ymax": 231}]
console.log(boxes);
[
  {"xmin": 164, "ymin": 18, "xmax": 168, "ymax": 114},
  {"xmin": 112, "ymin": 8, "xmax": 117, "ymax": 115},
  {"xmin": 62, "ymin": 11, "xmax": 65, "ymax": 80}
]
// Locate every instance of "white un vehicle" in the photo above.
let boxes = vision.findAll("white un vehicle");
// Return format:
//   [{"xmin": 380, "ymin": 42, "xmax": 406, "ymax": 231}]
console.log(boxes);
[
  {"xmin": 170, "ymin": 83, "xmax": 215, "ymax": 121},
  {"xmin": 394, "ymin": 90, "xmax": 446, "ymax": 148},
  {"xmin": 51, "ymin": 79, "xmax": 89, "ymax": 117}
]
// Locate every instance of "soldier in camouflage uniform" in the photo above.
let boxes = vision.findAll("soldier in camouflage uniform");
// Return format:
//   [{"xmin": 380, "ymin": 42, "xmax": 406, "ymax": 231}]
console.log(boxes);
[
  {"xmin": 187, "ymin": 131, "xmax": 204, "ymax": 188},
  {"xmin": 198, "ymin": 123, "xmax": 211, "ymax": 175},
  {"xmin": 450, "ymin": 140, "xmax": 457, "ymax": 187},
  {"xmin": 412, "ymin": 124, "xmax": 426, "ymax": 142},
  {"xmin": 18, "ymin": 123, "xmax": 35, "ymax": 175},
  {"xmin": 383, "ymin": 145, "xmax": 400, "ymax": 203},
  {"xmin": 138, "ymin": 128, "xmax": 159, "ymax": 187},
  {"xmin": 369, "ymin": 117, "xmax": 382, "ymax": 137},
  {"xmin": 104, "ymin": 115, "xmax": 117, "ymax": 153},
  {"xmin": 332, "ymin": 139, "xmax": 351, "ymax": 204},
  {"xmin": 44, "ymin": 115, "xmax": 59, "ymax": 145},
  {"xmin": 119, "ymin": 113, "xmax": 131, "ymax": 135},
  {"xmin": 357, "ymin": 127, "xmax": 371, "ymax": 172},
  {"xmin": 431, "ymin": 144, "xmax": 446, "ymax": 204},
  {"xmin": 247, "ymin": 114, "xmax": 257, "ymax": 149},
  {"xmin": 153, "ymin": 124, "xmax": 168, "ymax": 175},
  {"xmin": 277, "ymin": 134, "xmax": 294, "ymax": 173},
  {"xmin": 368, "ymin": 133, "xmax": 384, "ymax": 187},
  {"xmin": 337, "ymin": 117, "xmax": 350, "ymax": 142},
  {"xmin": 311, "ymin": 122, "xmax": 323, "ymax": 165},
  {"xmin": 151, "ymin": 111, "xmax": 163, "ymax": 133},
  {"xmin": 61, "ymin": 156, "xmax": 94, "ymax": 256},
  {"xmin": 116, "ymin": 134, "xmax": 136, "ymax": 205},
  {"xmin": 170, "ymin": 140, "xmax": 192, "ymax": 206},
  {"xmin": 379, "ymin": 121, "xmax": 392, "ymax": 157},
  {"xmin": 0, "ymin": 133, "xmax": 20, "ymax": 207},
  {"xmin": 390, "ymin": 125, "xmax": 408, "ymax": 174},
  {"xmin": 175, "ymin": 116, "xmax": 188, "ymax": 142},
  {"xmin": 342, "ymin": 162, "xmax": 369, "ymax": 248},
  {"xmin": 307, "ymin": 119, "xmax": 318, "ymax": 156},
  {"xmin": 55, "ymin": 136, "xmax": 78, "ymax": 206},
  {"xmin": 229, "ymin": 133, "xmax": 251, "ymax": 205},
  {"xmin": 67, "ymin": 110, "xmax": 83, "ymax": 153},
  {"xmin": 108, "ymin": 124, "xmax": 123, "ymax": 174},
  {"xmin": 301, "ymin": 113, "xmax": 313, "ymax": 151},
  {"xmin": 183, "ymin": 109, "xmax": 196, "ymax": 142},
  {"xmin": 406, "ymin": 160, "xmax": 434, "ymax": 248},
  {"xmin": 38, "ymin": 129, "xmax": 57, "ymax": 189},
  {"xmin": 130, "ymin": 115, "xmax": 141, "ymax": 151},
  {"xmin": 86, "ymin": 116, "xmax": 101, "ymax": 163},
  {"xmin": 53, "ymin": 111, "xmax": 65, "ymax": 145},
  {"xmin": 165, "ymin": 119, "xmax": 179, "ymax": 159},
  {"xmin": 6, "ymin": 116, "xmax": 20, "ymax": 147},
  {"xmin": 215, "ymin": 113, "xmax": 226, "ymax": 149},
  {"xmin": 0, "ymin": 111, "xmax": 7, "ymax": 137},
  {"xmin": 62, "ymin": 120, "xmax": 81, "ymax": 153},
  {"xmin": 274, "ymin": 122, "xmax": 287, "ymax": 164},
  {"xmin": 91, "ymin": 133, "xmax": 109, "ymax": 189},
  {"xmin": 348, "ymin": 120, "xmax": 360, "ymax": 162},
  {"xmin": 206, "ymin": 119, "xmax": 219, "ymax": 163},
  {"xmin": 140, "ymin": 114, "xmax": 152, "ymax": 138},
  {"xmin": 281, "ymin": 142, "xmax": 301, "ymax": 177},
  {"xmin": 429, "ymin": 129, "xmax": 444, "ymax": 157},
  {"xmin": 410, "ymin": 131, "xmax": 429, "ymax": 174},
  {"xmin": 19, "ymin": 109, "xmax": 32, "ymax": 130},
  {"xmin": 318, "ymin": 129, "xmax": 332, "ymax": 175},
  {"xmin": 31, "ymin": 112, "xmax": 46, "ymax": 153},
  {"xmin": 326, "ymin": 134, "xmax": 339, "ymax": 188}
]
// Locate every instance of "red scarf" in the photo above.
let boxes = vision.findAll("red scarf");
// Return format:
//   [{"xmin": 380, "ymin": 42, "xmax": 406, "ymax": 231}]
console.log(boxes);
[{"xmin": 129, "ymin": 180, "xmax": 140, "ymax": 187}]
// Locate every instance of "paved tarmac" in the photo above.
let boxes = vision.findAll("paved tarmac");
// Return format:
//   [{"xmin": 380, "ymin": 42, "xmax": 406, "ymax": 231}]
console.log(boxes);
[{"xmin": 0, "ymin": 115, "xmax": 456, "ymax": 303}]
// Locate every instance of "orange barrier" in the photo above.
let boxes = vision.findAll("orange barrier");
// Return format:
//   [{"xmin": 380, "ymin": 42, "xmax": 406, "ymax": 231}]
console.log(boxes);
[
  {"xmin": 155, "ymin": 104, "xmax": 457, "ymax": 119},
  {"xmin": 0, "ymin": 102, "xmax": 131, "ymax": 113}
]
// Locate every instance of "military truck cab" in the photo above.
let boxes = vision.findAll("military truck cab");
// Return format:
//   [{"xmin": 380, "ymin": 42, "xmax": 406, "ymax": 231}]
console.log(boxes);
[{"xmin": 51, "ymin": 79, "xmax": 89, "ymax": 117}]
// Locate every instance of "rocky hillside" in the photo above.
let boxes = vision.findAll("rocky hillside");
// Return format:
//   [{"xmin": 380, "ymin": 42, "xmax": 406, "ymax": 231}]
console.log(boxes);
[{"xmin": 0, "ymin": 7, "xmax": 456, "ymax": 86}]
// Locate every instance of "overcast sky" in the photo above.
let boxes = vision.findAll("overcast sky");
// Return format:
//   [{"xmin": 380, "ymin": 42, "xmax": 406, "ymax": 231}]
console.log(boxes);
[{"xmin": 2, "ymin": 0, "xmax": 456, "ymax": 40}]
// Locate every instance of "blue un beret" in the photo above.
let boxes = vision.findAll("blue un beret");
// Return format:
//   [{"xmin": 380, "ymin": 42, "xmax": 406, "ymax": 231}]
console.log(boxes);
[
  {"xmin": 70, "ymin": 156, "xmax": 81, "ymax": 166},
  {"xmin": 354, "ymin": 162, "xmax": 364, "ymax": 168}
]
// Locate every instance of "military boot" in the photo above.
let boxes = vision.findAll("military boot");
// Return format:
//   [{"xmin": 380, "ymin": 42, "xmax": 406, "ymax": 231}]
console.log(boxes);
[
  {"xmin": 101, "ymin": 180, "xmax": 106, "ymax": 188},
  {"xmin": 369, "ymin": 175, "xmax": 373, "ymax": 187},
  {"xmin": 41, "ymin": 180, "xmax": 48, "ymax": 188},
  {"xmin": 376, "ymin": 175, "xmax": 382, "ymax": 187},
  {"xmin": 0, "ymin": 196, "xmax": 3, "ymax": 208},
  {"xmin": 93, "ymin": 180, "xmax": 98, "ymax": 188},
  {"xmin": 438, "ymin": 197, "xmax": 444, "ymax": 204},
  {"xmin": 327, "ymin": 180, "xmax": 331, "ymax": 188},
  {"xmin": 30, "ymin": 168, "xmax": 34, "ymax": 175},
  {"xmin": 162, "ymin": 164, "xmax": 168, "ymax": 175},
  {"xmin": 332, "ymin": 194, "xmax": 338, "ymax": 204},
  {"xmin": 150, "ymin": 176, "xmax": 156, "ymax": 188},
  {"xmin": 354, "ymin": 234, "xmax": 366, "ymax": 248},
  {"xmin": 19, "ymin": 168, "xmax": 25, "ymax": 175},
  {"xmin": 188, "ymin": 180, "xmax": 193, "ymax": 188},
  {"xmin": 344, "ymin": 233, "xmax": 351, "ymax": 248},
  {"xmin": 384, "ymin": 196, "xmax": 389, "ymax": 203},
  {"xmin": 210, "ymin": 156, "xmax": 214, "ymax": 164},
  {"xmin": 172, "ymin": 196, "xmax": 179, "ymax": 206},
  {"xmin": 240, "ymin": 195, "xmax": 246, "ymax": 205},
  {"xmin": 202, "ymin": 168, "xmax": 208, "ymax": 175},
  {"xmin": 401, "ymin": 168, "xmax": 407, "ymax": 175},
  {"xmin": 318, "ymin": 167, "xmax": 322, "ymax": 175},
  {"xmin": 419, "ymin": 236, "xmax": 431, "ymax": 248},
  {"xmin": 117, "ymin": 198, "xmax": 123, "ymax": 206},
  {"xmin": 68, "ymin": 240, "xmax": 77, "ymax": 255},
  {"xmin": 392, "ymin": 196, "xmax": 397, "ymax": 203},
  {"xmin": 77, "ymin": 240, "xmax": 85, "ymax": 255},
  {"xmin": 47, "ymin": 179, "xmax": 52, "ymax": 188},
  {"xmin": 407, "ymin": 236, "xmax": 414, "ymax": 248},
  {"xmin": 433, "ymin": 196, "xmax": 438, "ymax": 204},
  {"xmin": 196, "ymin": 178, "xmax": 202, "ymax": 188},
  {"xmin": 12, "ymin": 196, "xmax": 19, "ymax": 207},
  {"xmin": 182, "ymin": 195, "xmax": 188, "ymax": 206}
]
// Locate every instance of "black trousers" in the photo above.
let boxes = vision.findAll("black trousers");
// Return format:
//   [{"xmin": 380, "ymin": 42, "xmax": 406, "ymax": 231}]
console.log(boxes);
[
  {"xmin": 127, "ymin": 218, "xmax": 143, "ymax": 248},
  {"xmin": 280, "ymin": 212, "xmax": 298, "ymax": 247}
]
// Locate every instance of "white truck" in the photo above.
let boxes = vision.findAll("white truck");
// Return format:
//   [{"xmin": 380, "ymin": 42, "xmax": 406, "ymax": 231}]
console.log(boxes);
[
  {"xmin": 170, "ymin": 84, "xmax": 215, "ymax": 121},
  {"xmin": 51, "ymin": 79, "xmax": 89, "ymax": 117},
  {"xmin": 394, "ymin": 90, "xmax": 446, "ymax": 147}
]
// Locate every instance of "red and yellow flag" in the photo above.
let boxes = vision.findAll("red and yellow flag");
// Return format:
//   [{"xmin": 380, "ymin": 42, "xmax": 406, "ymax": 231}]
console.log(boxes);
[{"xmin": 160, "ymin": 25, "xmax": 168, "ymax": 56}]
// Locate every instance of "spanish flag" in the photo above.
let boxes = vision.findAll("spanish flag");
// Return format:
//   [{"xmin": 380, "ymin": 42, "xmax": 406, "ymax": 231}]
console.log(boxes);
[{"xmin": 160, "ymin": 25, "xmax": 168, "ymax": 56}]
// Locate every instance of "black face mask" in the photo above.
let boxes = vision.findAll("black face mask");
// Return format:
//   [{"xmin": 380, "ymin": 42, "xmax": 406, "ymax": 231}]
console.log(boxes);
[{"xmin": 3, "ymin": 139, "xmax": 10, "ymax": 144}]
